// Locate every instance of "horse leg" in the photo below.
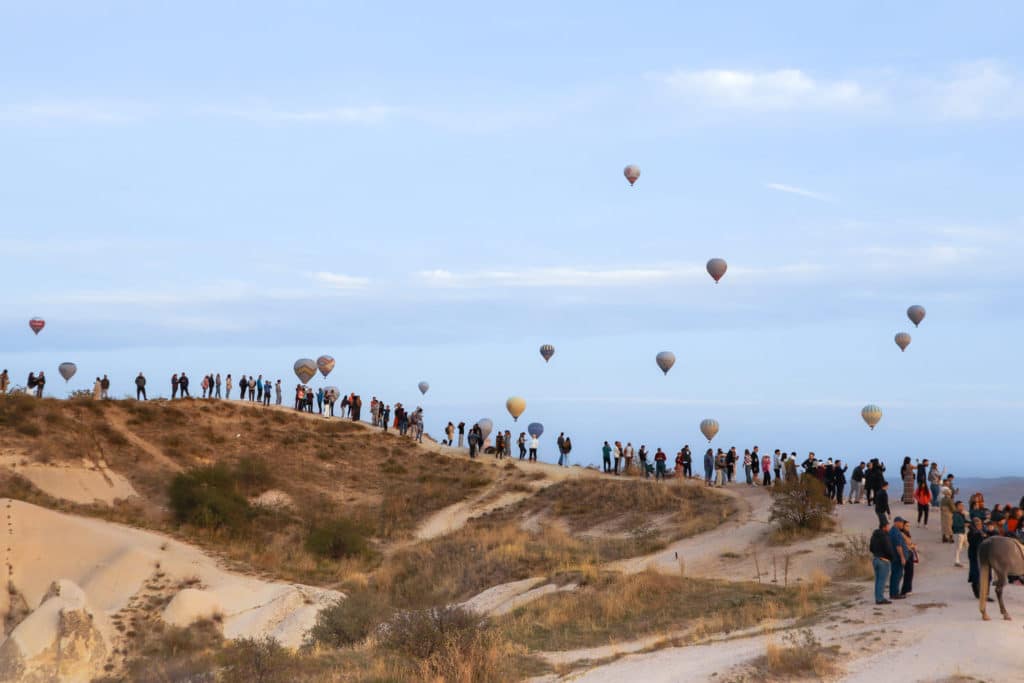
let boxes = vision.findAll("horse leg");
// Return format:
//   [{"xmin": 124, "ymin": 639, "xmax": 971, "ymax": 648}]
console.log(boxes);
[
  {"xmin": 996, "ymin": 573, "xmax": 1011, "ymax": 621},
  {"xmin": 980, "ymin": 558, "xmax": 991, "ymax": 620}
]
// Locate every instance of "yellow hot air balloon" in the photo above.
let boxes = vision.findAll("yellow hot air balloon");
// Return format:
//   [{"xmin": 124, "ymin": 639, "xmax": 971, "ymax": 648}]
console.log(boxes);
[
  {"xmin": 861, "ymin": 405, "xmax": 882, "ymax": 430},
  {"xmin": 506, "ymin": 396, "xmax": 526, "ymax": 422},
  {"xmin": 699, "ymin": 418, "xmax": 719, "ymax": 442}
]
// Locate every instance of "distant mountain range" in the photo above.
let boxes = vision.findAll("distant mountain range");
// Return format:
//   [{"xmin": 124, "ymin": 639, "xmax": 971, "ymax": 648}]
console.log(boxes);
[{"xmin": 953, "ymin": 477, "xmax": 1024, "ymax": 507}]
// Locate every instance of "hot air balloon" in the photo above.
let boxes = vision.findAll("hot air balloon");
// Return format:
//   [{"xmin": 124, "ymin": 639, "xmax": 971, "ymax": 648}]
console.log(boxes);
[
  {"xmin": 706, "ymin": 258, "xmax": 728, "ymax": 284},
  {"xmin": 861, "ymin": 405, "xmax": 882, "ymax": 430},
  {"xmin": 29, "ymin": 318, "xmax": 45, "ymax": 335},
  {"xmin": 415, "ymin": 382, "xmax": 429, "ymax": 396},
  {"xmin": 293, "ymin": 358, "xmax": 317, "ymax": 384},
  {"xmin": 700, "ymin": 419, "xmax": 719, "ymax": 443},
  {"xmin": 539, "ymin": 344, "xmax": 555, "ymax": 363},
  {"xmin": 506, "ymin": 396, "xmax": 526, "ymax": 422},
  {"xmin": 894, "ymin": 333, "xmax": 911, "ymax": 352},
  {"xmin": 907, "ymin": 305, "xmax": 926, "ymax": 328},
  {"xmin": 623, "ymin": 164, "xmax": 641, "ymax": 186},
  {"xmin": 527, "ymin": 422, "xmax": 544, "ymax": 438},
  {"xmin": 58, "ymin": 362, "xmax": 77, "ymax": 383},
  {"xmin": 655, "ymin": 351, "xmax": 676, "ymax": 375},
  {"xmin": 477, "ymin": 418, "xmax": 493, "ymax": 442},
  {"xmin": 316, "ymin": 355, "xmax": 335, "ymax": 378}
]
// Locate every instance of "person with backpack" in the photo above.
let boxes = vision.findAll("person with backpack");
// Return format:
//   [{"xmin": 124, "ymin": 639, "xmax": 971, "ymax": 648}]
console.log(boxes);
[
  {"xmin": 561, "ymin": 437, "xmax": 572, "ymax": 466},
  {"xmin": 135, "ymin": 372, "xmax": 147, "ymax": 400},
  {"xmin": 556, "ymin": 433, "xmax": 566, "ymax": 466}
]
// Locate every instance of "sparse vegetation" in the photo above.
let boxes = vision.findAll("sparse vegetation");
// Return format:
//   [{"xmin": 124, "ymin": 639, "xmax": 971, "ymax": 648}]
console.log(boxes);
[
  {"xmin": 305, "ymin": 517, "xmax": 373, "ymax": 560},
  {"xmin": 768, "ymin": 475, "xmax": 836, "ymax": 543},
  {"xmin": 169, "ymin": 464, "xmax": 254, "ymax": 533},
  {"xmin": 833, "ymin": 535, "xmax": 873, "ymax": 581},
  {"xmin": 306, "ymin": 592, "xmax": 391, "ymax": 648},
  {"xmin": 757, "ymin": 628, "xmax": 839, "ymax": 679}
]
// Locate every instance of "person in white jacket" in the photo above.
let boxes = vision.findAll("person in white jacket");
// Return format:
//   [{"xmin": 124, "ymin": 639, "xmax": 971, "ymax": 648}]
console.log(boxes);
[{"xmin": 529, "ymin": 435, "xmax": 539, "ymax": 461}]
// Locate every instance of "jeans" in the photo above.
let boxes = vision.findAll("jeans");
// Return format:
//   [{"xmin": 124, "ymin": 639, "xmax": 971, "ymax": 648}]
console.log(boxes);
[
  {"xmin": 528, "ymin": 448, "xmax": 537, "ymax": 461},
  {"xmin": 889, "ymin": 559, "xmax": 904, "ymax": 598},
  {"xmin": 774, "ymin": 467, "xmax": 781, "ymax": 482},
  {"xmin": 849, "ymin": 481, "xmax": 863, "ymax": 503},
  {"xmin": 873, "ymin": 558, "xmax": 891, "ymax": 602},
  {"xmin": 655, "ymin": 462, "xmax": 666, "ymax": 480},
  {"xmin": 704, "ymin": 466, "xmax": 712, "ymax": 484},
  {"xmin": 930, "ymin": 483, "xmax": 941, "ymax": 508},
  {"xmin": 603, "ymin": 456, "xmax": 611, "ymax": 473},
  {"xmin": 744, "ymin": 465, "xmax": 753, "ymax": 484}
]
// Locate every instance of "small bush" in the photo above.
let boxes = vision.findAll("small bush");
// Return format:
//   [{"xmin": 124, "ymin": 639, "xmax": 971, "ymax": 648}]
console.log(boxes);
[
  {"xmin": 305, "ymin": 517, "xmax": 372, "ymax": 560},
  {"xmin": 769, "ymin": 475, "xmax": 836, "ymax": 542},
  {"xmin": 168, "ymin": 464, "xmax": 252, "ymax": 533},
  {"xmin": 382, "ymin": 605, "xmax": 483, "ymax": 660},
  {"xmin": 306, "ymin": 592, "xmax": 391, "ymax": 647},
  {"xmin": 233, "ymin": 456, "xmax": 273, "ymax": 495},
  {"xmin": 219, "ymin": 636, "xmax": 294, "ymax": 683},
  {"xmin": 762, "ymin": 628, "xmax": 838, "ymax": 678},
  {"xmin": 833, "ymin": 534, "xmax": 873, "ymax": 581}
]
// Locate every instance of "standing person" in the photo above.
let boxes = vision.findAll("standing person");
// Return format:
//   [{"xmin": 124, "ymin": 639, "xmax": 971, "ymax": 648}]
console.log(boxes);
[
  {"xmin": 772, "ymin": 448, "xmax": 782, "ymax": 482},
  {"xmin": 714, "ymin": 449, "xmax": 727, "ymax": 487},
  {"xmin": 250, "ymin": 375, "xmax": 259, "ymax": 402},
  {"xmin": 602, "ymin": 441, "xmax": 612, "ymax": 473},
  {"xmin": 914, "ymin": 482, "xmax": 932, "ymax": 526},
  {"xmin": 761, "ymin": 451, "xmax": 772, "ymax": 486},
  {"xmin": 916, "ymin": 458, "xmax": 928, "ymax": 487},
  {"xmin": 875, "ymin": 481, "xmax": 891, "ymax": 526},
  {"xmin": 967, "ymin": 516, "xmax": 987, "ymax": 598},
  {"xmin": 178, "ymin": 372, "xmax": 190, "ymax": 398},
  {"xmin": 613, "ymin": 441, "xmax": 623, "ymax": 475},
  {"xmin": 849, "ymin": 462, "xmax": 865, "ymax": 503},
  {"xmin": 624, "ymin": 442, "xmax": 634, "ymax": 474},
  {"xmin": 638, "ymin": 445, "xmax": 649, "ymax": 475},
  {"xmin": 35, "ymin": 371, "xmax": 45, "ymax": 398},
  {"xmin": 556, "ymin": 433, "xmax": 566, "ymax": 466},
  {"xmin": 99, "ymin": 374, "xmax": 109, "ymax": 399},
  {"xmin": 225, "ymin": 374, "xmax": 233, "ymax": 399},
  {"xmin": 674, "ymin": 450, "xmax": 685, "ymax": 477},
  {"xmin": 888, "ymin": 517, "xmax": 910, "ymax": 600},
  {"xmin": 201, "ymin": 375, "xmax": 209, "ymax": 398},
  {"xmin": 468, "ymin": 426, "xmax": 480, "ymax": 458},
  {"xmin": 952, "ymin": 501, "xmax": 968, "ymax": 566},
  {"xmin": 824, "ymin": 459, "xmax": 835, "ymax": 499},
  {"xmin": 457, "ymin": 422, "xmax": 465, "ymax": 448},
  {"xmin": 940, "ymin": 486, "xmax": 955, "ymax": 543},
  {"xmin": 725, "ymin": 448, "xmax": 736, "ymax": 483},
  {"xmin": 529, "ymin": 433, "xmax": 538, "ymax": 461},
  {"xmin": 275, "ymin": 380, "xmax": 282, "ymax": 405},
  {"xmin": 135, "ymin": 372, "xmax": 147, "ymax": 400},
  {"xmin": 928, "ymin": 463, "xmax": 944, "ymax": 509},
  {"xmin": 503, "ymin": 429, "xmax": 512, "ymax": 457},
  {"xmin": 517, "ymin": 432, "xmax": 526, "ymax": 459},
  {"xmin": 263, "ymin": 378, "xmax": 271, "ymax": 406},
  {"xmin": 239, "ymin": 375, "xmax": 248, "ymax": 401},
  {"xmin": 0, "ymin": 369, "xmax": 8, "ymax": 394},
  {"xmin": 901, "ymin": 525, "xmax": 918, "ymax": 596},
  {"xmin": 316, "ymin": 387, "xmax": 324, "ymax": 414},
  {"xmin": 494, "ymin": 431, "xmax": 504, "ymax": 460},
  {"xmin": 870, "ymin": 521, "xmax": 895, "ymax": 605},
  {"xmin": 703, "ymin": 448, "xmax": 714, "ymax": 486},
  {"xmin": 833, "ymin": 460, "xmax": 847, "ymax": 504},
  {"xmin": 257, "ymin": 375, "xmax": 265, "ymax": 404},
  {"xmin": 562, "ymin": 437, "xmax": 572, "ymax": 466},
  {"xmin": 682, "ymin": 445, "xmax": 692, "ymax": 478},
  {"xmin": 654, "ymin": 447, "xmax": 668, "ymax": 481},
  {"xmin": 743, "ymin": 449, "xmax": 754, "ymax": 485},
  {"xmin": 171, "ymin": 373, "xmax": 179, "ymax": 399},
  {"xmin": 445, "ymin": 422, "xmax": 455, "ymax": 447},
  {"xmin": 215, "ymin": 373, "xmax": 222, "ymax": 399},
  {"xmin": 92, "ymin": 377, "xmax": 102, "ymax": 400},
  {"xmin": 381, "ymin": 405, "xmax": 390, "ymax": 432},
  {"xmin": 900, "ymin": 457, "xmax": 915, "ymax": 504}
]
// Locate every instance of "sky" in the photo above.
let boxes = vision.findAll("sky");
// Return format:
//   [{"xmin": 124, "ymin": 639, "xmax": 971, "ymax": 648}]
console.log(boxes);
[{"xmin": 2, "ymin": 2, "xmax": 1023, "ymax": 475}]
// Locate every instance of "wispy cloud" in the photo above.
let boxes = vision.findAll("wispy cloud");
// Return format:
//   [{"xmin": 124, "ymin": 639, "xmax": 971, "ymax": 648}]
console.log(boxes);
[
  {"xmin": 311, "ymin": 271, "xmax": 371, "ymax": 289},
  {"xmin": 855, "ymin": 244, "xmax": 982, "ymax": 269},
  {"xmin": 652, "ymin": 68, "xmax": 873, "ymax": 111},
  {"xmin": 926, "ymin": 60, "xmax": 1024, "ymax": 120},
  {"xmin": 206, "ymin": 104, "xmax": 397, "ymax": 124},
  {"xmin": 0, "ymin": 100, "xmax": 149, "ymax": 124},
  {"xmin": 765, "ymin": 182, "xmax": 832, "ymax": 202}
]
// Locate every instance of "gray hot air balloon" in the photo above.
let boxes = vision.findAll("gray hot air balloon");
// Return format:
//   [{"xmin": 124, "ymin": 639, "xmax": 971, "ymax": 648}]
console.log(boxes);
[
  {"xmin": 293, "ymin": 358, "xmax": 317, "ymax": 384},
  {"xmin": 907, "ymin": 305, "xmax": 926, "ymax": 327},
  {"xmin": 58, "ymin": 362, "xmax": 77, "ymax": 383},
  {"xmin": 623, "ymin": 164, "xmax": 641, "ymax": 186},
  {"xmin": 539, "ymin": 344, "xmax": 555, "ymax": 363},
  {"xmin": 655, "ymin": 351, "xmax": 676, "ymax": 375},
  {"xmin": 477, "ymin": 418, "xmax": 493, "ymax": 442},
  {"xmin": 894, "ymin": 332, "xmax": 911, "ymax": 352},
  {"xmin": 418, "ymin": 381, "xmax": 430, "ymax": 395},
  {"xmin": 316, "ymin": 355, "xmax": 335, "ymax": 378},
  {"xmin": 861, "ymin": 405, "xmax": 882, "ymax": 430},
  {"xmin": 706, "ymin": 258, "xmax": 728, "ymax": 284},
  {"xmin": 700, "ymin": 418, "xmax": 719, "ymax": 442},
  {"xmin": 527, "ymin": 422, "xmax": 544, "ymax": 438}
]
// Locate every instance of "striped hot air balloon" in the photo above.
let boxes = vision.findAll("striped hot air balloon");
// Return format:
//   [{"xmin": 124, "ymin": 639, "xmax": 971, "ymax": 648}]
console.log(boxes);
[
  {"xmin": 700, "ymin": 419, "xmax": 719, "ymax": 443},
  {"xmin": 293, "ymin": 358, "xmax": 317, "ymax": 384},
  {"xmin": 861, "ymin": 405, "xmax": 883, "ymax": 430},
  {"xmin": 316, "ymin": 355, "xmax": 335, "ymax": 378},
  {"xmin": 539, "ymin": 344, "xmax": 555, "ymax": 363},
  {"xmin": 29, "ymin": 318, "xmax": 45, "ymax": 335}
]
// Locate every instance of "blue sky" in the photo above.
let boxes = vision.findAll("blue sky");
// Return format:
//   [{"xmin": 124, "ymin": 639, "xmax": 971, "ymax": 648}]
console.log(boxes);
[{"xmin": 2, "ymin": 2, "xmax": 1023, "ymax": 474}]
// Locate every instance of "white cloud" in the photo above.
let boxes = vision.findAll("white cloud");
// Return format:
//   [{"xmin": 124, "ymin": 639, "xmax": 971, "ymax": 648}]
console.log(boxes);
[
  {"xmin": 208, "ymin": 105, "xmax": 396, "ymax": 124},
  {"xmin": 765, "ymin": 182, "xmax": 832, "ymax": 202},
  {"xmin": 0, "ymin": 100, "xmax": 148, "ymax": 124},
  {"xmin": 312, "ymin": 271, "xmax": 371, "ymax": 289},
  {"xmin": 653, "ymin": 68, "xmax": 873, "ymax": 111},
  {"xmin": 927, "ymin": 60, "xmax": 1024, "ymax": 120},
  {"xmin": 855, "ymin": 244, "xmax": 982, "ymax": 268}
]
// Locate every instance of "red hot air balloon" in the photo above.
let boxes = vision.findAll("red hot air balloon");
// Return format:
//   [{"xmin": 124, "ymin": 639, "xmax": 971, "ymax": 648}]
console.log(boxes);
[{"xmin": 29, "ymin": 318, "xmax": 45, "ymax": 335}]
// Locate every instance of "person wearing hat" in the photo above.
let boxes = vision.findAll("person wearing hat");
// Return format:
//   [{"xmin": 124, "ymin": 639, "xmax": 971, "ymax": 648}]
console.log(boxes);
[
  {"xmin": 869, "ymin": 520, "xmax": 895, "ymax": 604},
  {"xmin": 888, "ymin": 517, "xmax": 910, "ymax": 599},
  {"xmin": 875, "ymin": 480, "xmax": 891, "ymax": 527}
]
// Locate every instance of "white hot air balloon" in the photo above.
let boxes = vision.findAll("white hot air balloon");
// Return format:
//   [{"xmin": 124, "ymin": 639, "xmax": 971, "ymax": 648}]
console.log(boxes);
[
  {"xmin": 418, "ymin": 381, "xmax": 430, "ymax": 395},
  {"xmin": 477, "ymin": 418, "xmax": 493, "ymax": 442},
  {"xmin": 623, "ymin": 164, "xmax": 641, "ymax": 186},
  {"xmin": 861, "ymin": 405, "xmax": 882, "ymax": 431},
  {"xmin": 700, "ymin": 418, "xmax": 719, "ymax": 443}
]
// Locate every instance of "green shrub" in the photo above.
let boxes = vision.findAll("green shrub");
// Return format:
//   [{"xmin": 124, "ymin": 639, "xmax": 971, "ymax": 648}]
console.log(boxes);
[
  {"xmin": 233, "ymin": 456, "xmax": 273, "ymax": 495},
  {"xmin": 305, "ymin": 592, "xmax": 391, "ymax": 648},
  {"xmin": 305, "ymin": 517, "xmax": 371, "ymax": 560},
  {"xmin": 168, "ymin": 464, "xmax": 252, "ymax": 533},
  {"xmin": 219, "ymin": 636, "xmax": 294, "ymax": 683}
]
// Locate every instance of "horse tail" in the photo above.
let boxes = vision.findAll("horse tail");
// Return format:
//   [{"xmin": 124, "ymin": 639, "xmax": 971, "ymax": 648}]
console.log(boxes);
[{"xmin": 979, "ymin": 541, "xmax": 991, "ymax": 617}]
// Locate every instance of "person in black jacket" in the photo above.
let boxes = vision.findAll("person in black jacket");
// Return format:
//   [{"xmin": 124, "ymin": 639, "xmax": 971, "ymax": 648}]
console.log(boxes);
[
  {"xmin": 870, "ymin": 521, "xmax": 895, "ymax": 604},
  {"xmin": 833, "ymin": 460, "xmax": 848, "ymax": 504},
  {"xmin": 875, "ymin": 480, "xmax": 891, "ymax": 526},
  {"xmin": 135, "ymin": 372, "xmax": 147, "ymax": 400},
  {"xmin": 849, "ymin": 462, "xmax": 865, "ymax": 503},
  {"xmin": 967, "ymin": 516, "xmax": 989, "ymax": 599},
  {"xmin": 178, "ymin": 372, "xmax": 190, "ymax": 398}
]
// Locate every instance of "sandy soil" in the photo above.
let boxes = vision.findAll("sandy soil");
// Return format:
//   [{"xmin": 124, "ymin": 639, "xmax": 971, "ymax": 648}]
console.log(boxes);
[{"xmin": 0, "ymin": 450, "xmax": 137, "ymax": 505}]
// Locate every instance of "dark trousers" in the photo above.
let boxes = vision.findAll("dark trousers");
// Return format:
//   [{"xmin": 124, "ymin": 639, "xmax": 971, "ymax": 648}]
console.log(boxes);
[
  {"xmin": 877, "ymin": 511, "xmax": 889, "ymax": 526},
  {"xmin": 603, "ymin": 456, "xmax": 611, "ymax": 473},
  {"xmin": 835, "ymin": 483, "xmax": 845, "ymax": 504},
  {"xmin": 655, "ymin": 462, "xmax": 666, "ymax": 480},
  {"xmin": 762, "ymin": 470, "xmax": 771, "ymax": 485},
  {"xmin": 774, "ymin": 467, "xmax": 781, "ymax": 481},
  {"xmin": 683, "ymin": 463, "xmax": 692, "ymax": 477},
  {"xmin": 528, "ymin": 448, "xmax": 536, "ymax": 461},
  {"xmin": 614, "ymin": 458, "xmax": 621, "ymax": 474},
  {"xmin": 181, "ymin": 386, "xmax": 189, "ymax": 397},
  {"xmin": 519, "ymin": 445, "xmax": 526, "ymax": 459},
  {"xmin": 172, "ymin": 386, "xmax": 178, "ymax": 399},
  {"xmin": 867, "ymin": 487, "xmax": 875, "ymax": 504},
  {"xmin": 137, "ymin": 387, "xmax": 147, "ymax": 400},
  {"xmin": 902, "ymin": 557, "xmax": 914, "ymax": 594},
  {"xmin": 917, "ymin": 503, "xmax": 929, "ymax": 525}
]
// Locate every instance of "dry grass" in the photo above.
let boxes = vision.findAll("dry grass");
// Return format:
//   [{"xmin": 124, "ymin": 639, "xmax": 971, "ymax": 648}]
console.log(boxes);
[
  {"xmin": 758, "ymin": 629, "xmax": 839, "ymax": 680},
  {"xmin": 832, "ymin": 535, "xmax": 873, "ymax": 581},
  {"xmin": 495, "ymin": 570, "xmax": 830, "ymax": 651}
]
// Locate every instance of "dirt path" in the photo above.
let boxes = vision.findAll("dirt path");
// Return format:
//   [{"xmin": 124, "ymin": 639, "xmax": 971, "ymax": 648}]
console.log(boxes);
[{"xmin": 103, "ymin": 406, "xmax": 183, "ymax": 472}]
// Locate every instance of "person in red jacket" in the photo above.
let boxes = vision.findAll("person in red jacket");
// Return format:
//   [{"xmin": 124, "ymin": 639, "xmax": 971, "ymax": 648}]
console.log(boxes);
[
  {"xmin": 914, "ymin": 482, "xmax": 932, "ymax": 526},
  {"xmin": 654, "ymin": 448, "xmax": 668, "ymax": 481}
]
